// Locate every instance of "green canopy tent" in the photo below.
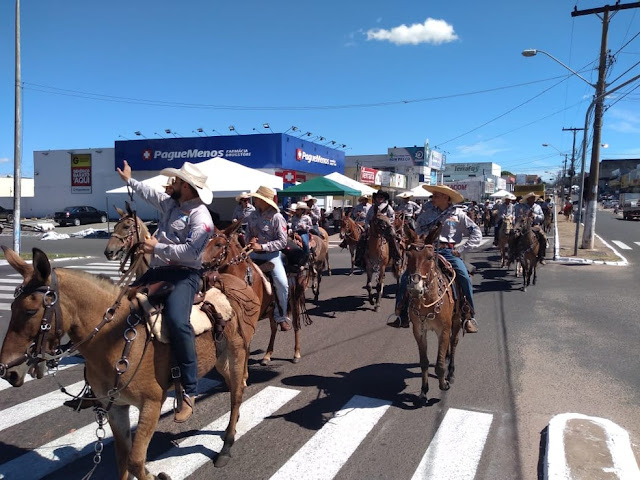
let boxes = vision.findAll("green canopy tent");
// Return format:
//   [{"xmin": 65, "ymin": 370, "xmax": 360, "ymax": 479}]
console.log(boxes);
[{"xmin": 281, "ymin": 176, "xmax": 361, "ymax": 197}]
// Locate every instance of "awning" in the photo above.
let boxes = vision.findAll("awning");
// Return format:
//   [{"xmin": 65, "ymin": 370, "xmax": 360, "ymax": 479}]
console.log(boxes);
[
  {"xmin": 324, "ymin": 172, "xmax": 377, "ymax": 196},
  {"xmin": 281, "ymin": 177, "xmax": 361, "ymax": 197}
]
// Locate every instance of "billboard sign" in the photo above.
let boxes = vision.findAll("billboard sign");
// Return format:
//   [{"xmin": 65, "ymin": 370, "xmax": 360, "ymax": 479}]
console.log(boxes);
[
  {"xmin": 428, "ymin": 150, "xmax": 445, "ymax": 170},
  {"xmin": 387, "ymin": 146, "xmax": 426, "ymax": 166},
  {"xmin": 360, "ymin": 167, "xmax": 378, "ymax": 185},
  {"xmin": 71, "ymin": 153, "xmax": 92, "ymax": 194}
]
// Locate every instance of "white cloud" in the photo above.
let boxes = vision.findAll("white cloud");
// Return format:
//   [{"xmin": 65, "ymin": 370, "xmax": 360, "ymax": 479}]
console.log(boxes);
[
  {"xmin": 607, "ymin": 108, "xmax": 640, "ymax": 134},
  {"xmin": 455, "ymin": 141, "xmax": 507, "ymax": 158},
  {"xmin": 367, "ymin": 18, "xmax": 458, "ymax": 46},
  {"xmin": 0, "ymin": 157, "xmax": 10, "ymax": 164}
]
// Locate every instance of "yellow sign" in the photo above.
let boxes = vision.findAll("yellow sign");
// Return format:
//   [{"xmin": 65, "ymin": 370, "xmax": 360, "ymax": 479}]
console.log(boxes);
[
  {"xmin": 513, "ymin": 184, "xmax": 545, "ymax": 197},
  {"xmin": 71, "ymin": 154, "xmax": 91, "ymax": 167}
]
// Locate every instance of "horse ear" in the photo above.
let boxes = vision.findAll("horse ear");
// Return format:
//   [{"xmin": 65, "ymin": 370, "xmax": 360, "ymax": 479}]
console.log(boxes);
[
  {"xmin": 407, "ymin": 227, "xmax": 418, "ymax": 244},
  {"xmin": 125, "ymin": 201, "xmax": 133, "ymax": 216},
  {"xmin": 114, "ymin": 205, "xmax": 126, "ymax": 218},
  {"xmin": 32, "ymin": 248, "xmax": 51, "ymax": 284},
  {"xmin": 223, "ymin": 221, "xmax": 242, "ymax": 236},
  {"xmin": 1, "ymin": 245, "xmax": 33, "ymax": 278}
]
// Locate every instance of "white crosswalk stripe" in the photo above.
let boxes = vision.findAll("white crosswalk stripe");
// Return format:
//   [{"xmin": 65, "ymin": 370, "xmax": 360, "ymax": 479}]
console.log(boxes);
[
  {"xmin": 635, "ymin": 242, "xmax": 640, "ymax": 247},
  {"xmin": 612, "ymin": 240, "xmax": 632, "ymax": 250}
]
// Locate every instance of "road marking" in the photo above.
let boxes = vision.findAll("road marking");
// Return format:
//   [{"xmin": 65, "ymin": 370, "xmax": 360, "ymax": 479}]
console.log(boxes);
[
  {"xmin": 0, "ymin": 278, "xmax": 21, "ymax": 283},
  {"xmin": 0, "ymin": 304, "xmax": 9, "ymax": 311},
  {"xmin": 270, "ymin": 395, "xmax": 391, "ymax": 480},
  {"xmin": 546, "ymin": 413, "xmax": 640, "ymax": 480},
  {"xmin": 0, "ymin": 286, "xmax": 16, "ymax": 291},
  {"xmin": 611, "ymin": 240, "xmax": 632, "ymax": 250},
  {"xmin": 0, "ymin": 359, "xmax": 82, "ymax": 392},
  {"xmin": 0, "ymin": 377, "xmax": 222, "ymax": 480},
  {"xmin": 65, "ymin": 265, "xmax": 119, "ymax": 271},
  {"xmin": 148, "ymin": 386, "xmax": 300, "ymax": 478},
  {"xmin": 411, "ymin": 408, "xmax": 493, "ymax": 480},
  {"xmin": 635, "ymin": 242, "xmax": 640, "ymax": 247},
  {"xmin": 0, "ymin": 294, "xmax": 15, "ymax": 300}
]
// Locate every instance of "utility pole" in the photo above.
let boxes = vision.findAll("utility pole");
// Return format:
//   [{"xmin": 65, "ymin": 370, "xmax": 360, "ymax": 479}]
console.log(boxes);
[
  {"xmin": 13, "ymin": 0, "xmax": 22, "ymax": 254},
  {"xmin": 562, "ymin": 127, "xmax": 584, "ymax": 196},
  {"xmin": 572, "ymin": 1, "xmax": 640, "ymax": 249}
]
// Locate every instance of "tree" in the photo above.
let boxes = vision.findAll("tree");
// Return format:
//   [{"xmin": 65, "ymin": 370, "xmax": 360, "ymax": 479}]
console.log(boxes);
[{"xmin": 501, "ymin": 170, "xmax": 514, "ymax": 176}]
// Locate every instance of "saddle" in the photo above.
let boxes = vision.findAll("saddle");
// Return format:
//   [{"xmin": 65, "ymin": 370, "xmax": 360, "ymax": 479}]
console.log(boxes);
[{"xmin": 436, "ymin": 254, "xmax": 473, "ymax": 319}]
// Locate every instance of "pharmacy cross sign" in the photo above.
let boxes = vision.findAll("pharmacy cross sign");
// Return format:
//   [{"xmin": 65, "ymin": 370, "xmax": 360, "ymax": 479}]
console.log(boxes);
[{"xmin": 283, "ymin": 170, "xmax": 296, "ymax": 183}]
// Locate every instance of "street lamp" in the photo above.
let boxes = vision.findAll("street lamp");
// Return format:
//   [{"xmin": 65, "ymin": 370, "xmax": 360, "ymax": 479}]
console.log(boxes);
[
  {"xmin": 521, "ymin": 49, "xmax": 595, "ymax": 88},
  {"xmin": 263, "ymin": 123, "xmax": 273, "ymax": 133}
]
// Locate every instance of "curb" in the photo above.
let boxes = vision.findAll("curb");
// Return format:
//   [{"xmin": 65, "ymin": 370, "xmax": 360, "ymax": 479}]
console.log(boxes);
[{"xmin": 552, "ymin": 220, "xmax": 628, "ymax": 266}]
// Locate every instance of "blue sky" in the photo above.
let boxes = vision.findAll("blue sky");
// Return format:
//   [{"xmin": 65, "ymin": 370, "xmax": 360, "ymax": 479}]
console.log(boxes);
[{"xmin": 1, "ymin": 0, "xmax": 639, "ymax": 182}]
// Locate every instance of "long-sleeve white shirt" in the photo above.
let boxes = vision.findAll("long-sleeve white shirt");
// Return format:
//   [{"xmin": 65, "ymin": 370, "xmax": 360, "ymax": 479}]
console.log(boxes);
[{"xmin": 415, "ymin": 202, "xmax": 482, "ymax": 253}]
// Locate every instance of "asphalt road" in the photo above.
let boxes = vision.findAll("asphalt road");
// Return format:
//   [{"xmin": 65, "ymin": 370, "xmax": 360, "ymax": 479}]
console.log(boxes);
[
  {"xmin": 0, "ymin": 228, "xmax": 638, "ymax": 479},
  {"xmin": 594, "ymin": 207, "xmax": 640, "ymax": 264}
]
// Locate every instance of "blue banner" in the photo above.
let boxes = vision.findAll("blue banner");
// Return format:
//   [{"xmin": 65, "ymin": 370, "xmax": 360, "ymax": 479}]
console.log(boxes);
[{"xmin": 114, "ymin": 134, "xmax": 344, "ymax": 175}]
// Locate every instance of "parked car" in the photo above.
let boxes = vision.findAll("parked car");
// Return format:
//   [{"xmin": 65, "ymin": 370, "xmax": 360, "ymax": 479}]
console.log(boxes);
[
  {"xmin": 54, "ymin": 206, "xmax": 108, "ymax": 226},
  {"xmin": 0, "ymin": 206, "xmax": 14, "ymax": 222}
]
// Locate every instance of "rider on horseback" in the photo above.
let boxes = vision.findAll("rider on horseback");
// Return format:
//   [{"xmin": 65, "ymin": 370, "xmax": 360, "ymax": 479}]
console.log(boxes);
[
  {"xmin": 289, "ymin": 201, "xmax": 313, "ymax": 256},
  {"xmin": 231, "ymin": 192, "xmax": 256, "ymax": 234},
  {"xmin": 305, "ymin": 196, "xmax": 325, "ymax": 239},
  {"xmin": 339, "ymin": 195, "xmax": 370, "ymax": 249},
  {"xmin": 247, "ymin": 186, "xmax": 292, "ymax": 332},
  {"xmin": 354, "ymin": 190, "xmax": 402, "ymax": 268},
  {"xmin": 393, "ymin": 184, "xmax": 481, "ymax": 333},
  {"xmin": 494, "ymin": 193, "xmax": 516, "ymax": 246},
  {"xmin": 395, "ymin": 192, "xmax": 422, "ymax": 230},
  {"xmin": 515, "ymin": 192, "xmax": 548, "ymax": 265}
]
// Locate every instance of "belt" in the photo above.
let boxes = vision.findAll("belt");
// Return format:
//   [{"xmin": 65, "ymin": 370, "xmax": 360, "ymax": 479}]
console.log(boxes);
[{"xmin": 439, "ymin": 243, "xmax": 456, "ymax": 250}]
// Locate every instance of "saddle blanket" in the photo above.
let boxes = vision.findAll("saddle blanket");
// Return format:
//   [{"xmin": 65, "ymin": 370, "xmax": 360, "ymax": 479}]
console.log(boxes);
[{"xmin": 136, "ymin": 287, "xmax": 233, "ymax": 343}]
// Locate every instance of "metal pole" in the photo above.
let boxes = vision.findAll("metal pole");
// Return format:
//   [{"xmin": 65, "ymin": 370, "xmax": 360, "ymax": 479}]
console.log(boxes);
[
  {"xmin": 574, "ymin": 101, "xmax": 595, "ymax": 256},
  {"xmin": 13, "ymin": 0, "xmax": 22, "ymax": 254}
]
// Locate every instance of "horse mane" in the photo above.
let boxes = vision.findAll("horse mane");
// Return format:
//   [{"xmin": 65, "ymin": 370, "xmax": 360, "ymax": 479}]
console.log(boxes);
[{"xmin": 59, "ymin": 268, "xmax": 121, "ymax": 295}]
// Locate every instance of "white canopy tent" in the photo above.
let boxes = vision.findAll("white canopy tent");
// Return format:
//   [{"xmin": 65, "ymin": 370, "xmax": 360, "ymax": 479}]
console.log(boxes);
[
  {"xmin": 489, "ymin": 189, "xmax": 511, "ymax": 198},
  {"xmin": 106, "ymin": 157, "xmax": 283, "ymax": 197},
  {"xmin": 401, "ymin": 184, "xmax": 433, "ymax": 199},
  {"xmin": 324, "ymin": 172, "xmax": 377, "ymax": 196}
]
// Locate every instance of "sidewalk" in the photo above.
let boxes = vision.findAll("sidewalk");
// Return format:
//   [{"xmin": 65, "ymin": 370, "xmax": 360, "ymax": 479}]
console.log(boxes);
[{"xmin": 552, "ymin": 213, "xmax": 626, "ymax": 265}]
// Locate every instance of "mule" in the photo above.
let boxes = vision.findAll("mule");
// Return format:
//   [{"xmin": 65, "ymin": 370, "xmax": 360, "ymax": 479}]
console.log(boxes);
[
  {"xmin": 399, "ymin": 227, "xmax": 462, "ymax": 405},
  {"xmin": 308, "ymin": 227, "xmax": 331, "ymax": 302},
  {"xmin": 0, "ymin": 246, "xmax": 261, "ymax": 478},
  {"xmin": 543, "ymin": 207, "xmax": 553, "ymax": 233},
  {"xmin": 482, "ymin": 209, "xmax": 494, "ymax": 237},
  {"xmin": 340, "ymin": 216, "xmax": 362, "ymax": 275},
  {"xmin": 364, "ymin": 215, "xmax": 401, "ymax": 311},
  {"xmin": 497, "ymin": 215, "xmax": 514, "ymax": 268},
  {"xmin": 202, "ymin": 226, "xmax": 309, "ymax": 365},
  {"xmin": 104, "ymin": 202, "xmax": 151, "ymax": 280},
  {"xmin": 510, "ymin": 216, "xmax": 540, "ymax": 291}
]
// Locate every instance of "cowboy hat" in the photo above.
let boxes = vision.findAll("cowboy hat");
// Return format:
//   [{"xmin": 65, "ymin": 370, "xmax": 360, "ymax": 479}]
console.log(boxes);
[
  {"xmin": 293, "ymin": 201, "xmax": 310, "ymax": 211},
  {"xmin": 504, "ymin": 193, "xmax": 517, "ymax": 200},
  {"xmin": 159, "ymin": 162, "xmax": 213, "ymax": 205},
  {"xmin": 421, "ymin": 184, "xmax": 464, "ymax": 204},
  {"xmin": 522, "ymin": 192, "xmax": 539, "ymax": 201},
  {"xmin": 396, "ymin": 192, "xmax": 414, "ymax": 199},
  {"xmin": 234, "ymin": 191, "xmax": 251, "ymax": 202},
  {"xmin": 250, "ymin": 185, "xmax": 279, "ymax": 211},
  {"xmin": 305, "ymin": 196, "xmax": 318, "ymax": 203},
  {"xmin": 373, "ymin": 189, "xmax": 390, "ymax": 201},
  {"xmin": 357, "ymin": 195, "xmax": 370, "ymax": 202},
  {"xmin": 163, "ymin": 178, "xmax": 175, "ymax": 188}
]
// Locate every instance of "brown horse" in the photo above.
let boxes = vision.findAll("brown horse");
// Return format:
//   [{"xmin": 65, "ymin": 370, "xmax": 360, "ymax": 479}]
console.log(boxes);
[
  {"xmin": 364, "ymin": 214, "xmax": 401, "ymax": 311},
  {"xmin": 340, "ymin": 216, "xmax": 362, "ymax": 275},
  {"xmin": 497, "ymin": 215, "xmax": 514, "ymax": 268},
  {"xmin": 308, "ymin": 227, "xmax": 331, "ymax": 302},
  {"xmin": 104, "ymin": 202, "xmax": 151, "ymax": 280},
  {"xmin": 482, "ymin": 209, "xmax": 494, "ymax": 236},
  {"xmin": 510, "ymin": 216, "xmax": 540, "ymax": 290},
  {"xmin": 0, "ymin": 246, "xmax": 261, "ymax": 478},
  {"xmin": 543, "ymin": 207, "xmax": 553, "ymax": 233},
  {"xmin": 399, "ymin": 227, "xmax": 462, "ymax": 405},
  {"xmin": 202, "ymin": 225, "xmax": 308, "ymax": 364}
]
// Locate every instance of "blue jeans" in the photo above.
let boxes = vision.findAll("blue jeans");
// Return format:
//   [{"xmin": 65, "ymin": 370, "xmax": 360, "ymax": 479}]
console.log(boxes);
[
  {"xmin": 395, "ymin": 248, "xmax": 475, "ymax": 318},
  {"xmin": 137, "ymin": 266, "xmax": 201, "ymax": 396},
  {"xmin": 250, "ymin": 251, "xmax": 289, "ymax": 323},
  {"xmin": 298, "ymin": 232, "xmax": 310, "ymax": 254}
]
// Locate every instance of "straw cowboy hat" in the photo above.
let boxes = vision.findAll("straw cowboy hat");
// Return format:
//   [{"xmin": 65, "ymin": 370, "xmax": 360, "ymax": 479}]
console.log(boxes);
[
  {"xmin": 422, "ymin": 184, "xmax": 464, "ymax": 204},
  {"xmin": 358, "ymin": 194, "xmax": 370, "ymax": 202},
  {"xmin": 504, "ymin": 193, "xmax": 517, "ymax": 200},
  {"xmin": 522, "ymin": 192, "xmax": 539, "ymax": 201},
  {"xmin": 159, "ymin": 162, "xmax": 212, "ymax": 205},
  {"xmin": 293, "ymin": 201, "xmax": 310, "ymax": 211},
  {"xmin": 234, "ymin": 191, "xmax": 251, "ymax": 202},
  {"xmin": 305, "ymin": 196, "xmax": 318, "ymax": 203},
  {"xmin": 250, "ymin": 185, "xmax": 279, "ymax": 211},
  {"xmin": 396, "ymin": 192, "xmax": 414, "ymax": 199}
]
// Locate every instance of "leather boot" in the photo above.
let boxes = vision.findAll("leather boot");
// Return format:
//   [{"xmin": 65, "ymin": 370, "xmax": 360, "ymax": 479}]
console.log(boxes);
[
  {"xmin": 464, "ymin": 318, "xmax": 478, "ymax": 334},
  {"xmin": 174, "ymin": 393, "xmax": 195, "ymax": 423}
]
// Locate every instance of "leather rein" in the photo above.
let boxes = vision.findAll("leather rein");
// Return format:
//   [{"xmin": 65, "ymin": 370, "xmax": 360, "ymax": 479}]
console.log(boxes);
[{"xmin": 109, "ymin": 214, "xmax": 150, "ymax": 274}]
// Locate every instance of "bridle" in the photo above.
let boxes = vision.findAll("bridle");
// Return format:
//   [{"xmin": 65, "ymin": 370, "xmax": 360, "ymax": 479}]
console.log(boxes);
[
  {"xmin": 340, "ymin": 218, "xmax": 361, "ymax": 242},
  {"xmin": 109, "ymin": 215, "xmax": 144, "ymax": 258},
  {"xmin": 203, "ymin": 232, "xmax": 252, "ymax": 271}
]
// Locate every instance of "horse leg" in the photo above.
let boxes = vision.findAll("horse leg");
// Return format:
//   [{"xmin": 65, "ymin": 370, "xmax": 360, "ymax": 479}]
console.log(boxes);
[
  {"xmin": 374, "ymin": 267, "xmax": 385, "ymax": 312},
  {"xmin": 435, "ymin": 324, "xmax": 452, "ymax": 391},
  {"xmin": 292, "ymin": 285, "xmax": 302, "ymax": 363},
  {"xmin": 348, "ymin": 245, "xmax": 355, "ymax": 275},
  {"xmin": 314, "ymin": 268, "xmax": 321, "ymax": 303},
  {"xmin": 326, "ymin": 250, "xmax": 331, "ymax": 276},
  {"xmin": 109, "ymin": 404, "xmax": 133, "ymax": 480},
  {"xmin": 365, "ymin": 266, "xmax": 374, "ymax": 305},
  {"xmin": 128, "ymin": 400, "xmax": 164, "ymax": 480},
  {"xmin": 413, "ymin": 325, "xmax": 430, "ymax": 405},
  {"xmin": 447, "ymin": 312, "xmax": 462, "ymax": 384},
  {"xmin": 533, "ymin": 260, "xmax": 538, "ymax": 285},
  {"xmin": 215, "ymin": 338, "xmax": 247, "ymax": 467},
  {"xmin": 260, "ymin": 315, "xmax": 278, "ymax": 366}
]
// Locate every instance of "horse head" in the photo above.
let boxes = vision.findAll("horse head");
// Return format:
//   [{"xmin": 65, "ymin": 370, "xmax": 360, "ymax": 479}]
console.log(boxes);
[
  {"xmin": 404, "ymin": 241, "xmax": 437, "ymax": 299},
  {"xmin": 105, "ymin": 201, "xmax": 148, "ymax": 261},
  {"xmin": 372, "ymin": 214, "xmax": 393, "ymax": 235},
  {"xmin": 0, "ymin": 247, "xmax": 69, "ymax": 386},
  {"xmin": 513, "ymin": 215, "xmax": 531, "ymax": 239},
  {"xmin": 202, "ymin": 227, "xmax": 232, "ymax": 270}
]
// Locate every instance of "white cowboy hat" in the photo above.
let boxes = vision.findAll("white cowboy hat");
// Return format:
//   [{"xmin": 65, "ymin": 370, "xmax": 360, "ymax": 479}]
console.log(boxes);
[
  {"xmin": 422, "ymin": 184, "xmax": 464, "ymax": 204},
  {"xmin": 293, "ymin": 201, "xmax": 310, "ymax": 211},
  {"xmin": 305, "ymin": 196, "xmax": 318, "ymax": 203},
  {"xmin": 250, "ymin": 185, "xmax": 279, "ymax": 211},
  {"xmin": 357, "ymin": 195, "xmax": 370, "ymax": 202},
  {"xmin": 234, "ymin": 191, "xmax": 251, "ymax": 202},
  {"xmin": 163, "ymin": 177, "xmax": 175, "ymax": 189},
  {"xmin": 522, "ymin": 192, "xmax": 539, "ymax": 201},
  {"xmin": 504, "ymin": 193, "xmax": 517, "ymax": 200},
  {"xmin": 159, "ymin": 162, "xmax": 213, "ymax": 205},
  {"xmin": 397, "ymin": 192, "xmax": 414, "ymax": 199}
]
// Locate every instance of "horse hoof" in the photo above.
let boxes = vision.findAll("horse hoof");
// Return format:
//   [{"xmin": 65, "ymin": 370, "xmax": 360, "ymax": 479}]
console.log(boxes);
[
  {"xmin": 157, "ymin": 473, "xmax": 172, "ymax": 480},
  {"xmin": 374, "ymin": 305, "xmax": 380, "ymax": 312},
  {"xmin": 328, "ymin": 270, "xmax": 332, "ymax": 276},
  {"xmin": 416, "ymin": 394, "xmax": 428, "ymax": 407},
  {"xmin": 292, "ymin": 356, "xmax": 300, "ymax": 364},
  {"xmin": 439, "ymin": 381, "xmax": 450, "ymax": 391},
  {"xmin": 215, "ymin": 454, "xmax": 231, "ymax": 468},
  {"xmin": 260, "ymin": 358, "xmax": 270, "ymax": 366}
]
